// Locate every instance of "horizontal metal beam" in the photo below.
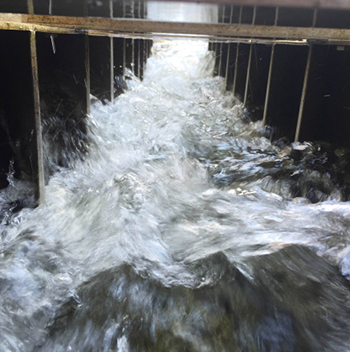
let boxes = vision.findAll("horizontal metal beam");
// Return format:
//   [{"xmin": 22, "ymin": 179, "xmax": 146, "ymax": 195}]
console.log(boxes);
[
  {"xmin": 1, "ymin": 14, "xmax": 350, "ymax": 43},
  {"xmin": 150, "ymin": 0, "xmax": 350, "ymax": 10}
]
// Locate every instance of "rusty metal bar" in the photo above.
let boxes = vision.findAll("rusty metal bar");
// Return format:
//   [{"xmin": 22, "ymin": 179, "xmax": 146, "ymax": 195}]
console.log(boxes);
[
  {"xmin": 2, "ymin": 14, "xmax": 350, "ymax": 42},
  {"xmin": 127, "ymin": 34, "xmax": 308, "ymax": 45},
  {"xmin": 294, "ymin": 44, "xmax": 313, "ymax": 142},
  {"xmin": 149, "ymin": 0, "xmax": 350, "ymax": 10},
  {"xmin": 0, "ymin": 23, "xmax": 339, "ymax": 46},
  {"xmin": 28, "ymin": 0, "xmax": 45, "ymax": 203},
  {"xmin": 30, "ymin": 31, "xmax": 45, "ymax": 204}
]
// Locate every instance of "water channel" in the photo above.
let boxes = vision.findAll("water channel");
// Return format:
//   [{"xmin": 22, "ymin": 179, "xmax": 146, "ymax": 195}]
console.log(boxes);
[{"xmin": 2, "ymin": 39, "xmax": 350, "ymax": 351}]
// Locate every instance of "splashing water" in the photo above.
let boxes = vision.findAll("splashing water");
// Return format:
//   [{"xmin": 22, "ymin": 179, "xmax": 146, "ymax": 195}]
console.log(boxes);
[{"xmin": 2, "ymin": 39, "xmax": 350, "ymax": 352}]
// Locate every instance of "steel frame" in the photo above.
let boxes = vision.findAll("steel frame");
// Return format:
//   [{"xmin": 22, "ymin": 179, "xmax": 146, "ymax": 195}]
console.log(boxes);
[{"xmin": 1, "ymin": 14, "xmax": 350, "ymax": 43}]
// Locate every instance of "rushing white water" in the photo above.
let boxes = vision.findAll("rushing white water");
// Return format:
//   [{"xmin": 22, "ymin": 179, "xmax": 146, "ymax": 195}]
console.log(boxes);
[
  {"xmin": 2, "ymin": 39, "xmax": 350, "ymax": 352},
  {"xmin": 147, "ymin": 1, "xmax": 218, "ymax": 23}
]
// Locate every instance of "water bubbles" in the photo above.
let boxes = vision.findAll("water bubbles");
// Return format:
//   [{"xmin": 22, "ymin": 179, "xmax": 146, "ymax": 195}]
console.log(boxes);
[{"xmin": 1, "ymin": 38, "xmax": 350, "ymax": 351}]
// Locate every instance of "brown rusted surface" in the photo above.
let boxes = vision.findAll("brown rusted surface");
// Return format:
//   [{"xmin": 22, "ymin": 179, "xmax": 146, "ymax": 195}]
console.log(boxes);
[
  {"xmin": 30, "ymin": 30, "xmax": 45, "ymax": 203},
  {"xmin": 1, "ymin": 13, "xmax": 350, "ymax": 42}
]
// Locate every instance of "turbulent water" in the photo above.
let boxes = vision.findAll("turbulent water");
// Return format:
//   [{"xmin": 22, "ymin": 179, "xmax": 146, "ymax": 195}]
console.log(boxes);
[{"xmin": 2, "ymin": 39, "xmax": 350, "ymax": 352}]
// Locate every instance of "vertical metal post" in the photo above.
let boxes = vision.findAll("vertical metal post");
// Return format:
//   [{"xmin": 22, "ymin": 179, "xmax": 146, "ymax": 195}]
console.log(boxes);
[
  {"xmin": 294, "ymin": 44, "xmax": 313, "ymax": 142},
  {"xmin": 218, "ymin": 43, "xmax": 223, "ymax": 77},
  {"xmin": 47, "ymin": 0, "xmax": 56, "ymax": 53},
  {"xmin": 27, "ymin": 0, "xmax": 34, "ymax": 14},
  {"xmin": 232, "ymin": 44, "xmax": 240, "ymax": 95},
  {"xmin": 30, "ymin": 31, "xmax": 45, "ymax": 204},
  {"xmin": 294, "ymin": 9, "xmax": 316, "ymax": 142},
  {"xmin": 138, "ymin": 40, "xmax": 141, "ymax": 78},
  {"xmin": 262, "ymin": 44, "xmax": 275, "ymax": 126},
  {"xmin": 139, "ymin": 1, "xmax": 145, "ymax": 19},
  {"xmin": 232, "ymin": 6, "xmax": 243, "ymax": 96},
  {"xmin": 28, "ymin": 0, "xmax": 45, "ymax": 203},
  {"xmin": 122, "ymin": 3, "xmax": 126, "ymax": 79},
  {"xmin": 110, "ymin": 0, "xmax": 114, "ymax": 102},
  {"xmin": 131, "ymin": 39, "xmax": 135, "ymax": 74},
  {"xmin": 123, "ymin": 39, "xmax": 126, "ymax": 78},
  {"xmin": 133, "ymin": 2, "xmax": 140, "ymax": 77},
  {"xmin": 243, "ymin": 43, "xmax": 253, "ymax": 106},
  {"xmin": 83, "ymin": 0, "xmax": 90, "ymax": 114},
  {"xmin": 262, "ymin": 7, "xmax": 279, "ymax": 125},
  {"xmin": 85, "ymin": 34, "xmax": 91, "ymax": 115},
  {"xmin": 110, "ymin": 0, "xmax": 113, "ymax": 18},
  {"xmin": 212, "ymin": 42, "xmax": 217, "ymax": 76},
  {"xmin": 110, "ymin": 37, "xmax": 114, "ymax": 102},
  {"xmin": 131, "ymin": 0, "xmax": 135, "ymax": 75},
  {"xmin": 144, "ymin": 40, "xmax": 148, "ymax": 62},
  {"xmin": 143, "ymin": 0, "xmax": 147, "ymax": 19},
  {"xmin": 312, "ymin": 8, "xmax": 318, "ymax": 27},
  {"xmin": 217, "ymin": 4, "xmax": 226, "ymax": 78},
  {"xmin": 140, "ymin": 1, "xmax": 144, "ymax": 77},
  {"xmin": 224, "ymin": 6, "xmax": 234, "ymax": 87},
  {"xmin": 217, "ymin": 3, "xmax": 223, "ymax": 23},
  {"xmin": 243, "ymin": 6, "xmax": 257, "ymax": 107},
  {"xmin": 83, "ymin": 0, "xmax": 90, "ymax": 113},
  {"xmin": 131, "ymin": 0, "xmax": 135, "ymax": 18}
]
